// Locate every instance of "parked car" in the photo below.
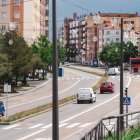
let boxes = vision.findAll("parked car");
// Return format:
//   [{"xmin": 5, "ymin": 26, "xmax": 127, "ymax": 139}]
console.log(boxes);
[
  {"xmin": 64, "ymin": 62, "xmax": 71, "ymax": 66},
  {"xmin": 0, "ymin": 101, "xmax": 5, "ymax": 116},
  {"xmin": 100, "ymin": 82, "xmax": 114, "ymax": 93},
  {"xmin": 77, "ymin": 88, "xmax": 96, "ymax": 104},
  {"xmin": 108, "ymin": 67, "xmax": 120, "ymax": 75}
]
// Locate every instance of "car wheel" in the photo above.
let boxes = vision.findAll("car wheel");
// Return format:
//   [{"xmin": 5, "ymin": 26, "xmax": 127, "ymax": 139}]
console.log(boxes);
[
  {"xmin": 90, "ymin": 99, "xmax": 94, "ymax": 103},
  {"xmin": 100, "ymin": 91, "xmax": 103, "ymax": 94},
  {"xmin": 94, "ymin": 97, "xmax": 96, "ymax": 102},
  {"xmin": 1, "ymin": 113, "xmax": 4, "ymax": 116},
  {"xmin": 77, "ymin": 100, "xmax": 80, "ymax": 104},
  {"xmin": 111, "ymin": 90, "xmax": 114, "ymax": 93}
]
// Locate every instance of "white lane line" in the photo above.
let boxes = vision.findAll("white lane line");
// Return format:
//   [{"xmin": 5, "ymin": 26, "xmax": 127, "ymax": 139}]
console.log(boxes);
[
  {"xmin": 28, "ymin": 124, "xmax": 44, "ymax": 129},
  {"xmin": 79, "ymin": 123, "xmax": 93, "ymax": 128},
  {"xmin": 59, "ymin": 123, "xmax": 68, "ymax": 128},
  {"xmin": 126, "ymin": 76, "xmax": 131, "ymax": 88},
  {"xmin": 16, "ymin": 76, "xmax": 132, "ymax": 140},
  {"xmin": 9, "ymin": 79, "xmax": 81, "ymax": 109},
  {"xmin": 41, "ymin": 124, "xmax": 52, "ymax": 129},
  {"xmin": 66, "ymin": 123, "xmax": 80, "ymax": 128},
  {"xmin": 3, "ymin": 124, "xmax": 21, "ymax": 129},
  {"xmin": 17, "ymin": 129, "xmax": 46, "ymax": 140}
]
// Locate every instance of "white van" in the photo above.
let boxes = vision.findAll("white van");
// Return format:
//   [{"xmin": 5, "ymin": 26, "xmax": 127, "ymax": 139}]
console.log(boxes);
[
  {"xmin": 77, "ymin": 88, "xmax": 96, "ymax": 104},
  {"xmin": 108, "ymin": 67, "xmax": 120, "ymax": 75}
]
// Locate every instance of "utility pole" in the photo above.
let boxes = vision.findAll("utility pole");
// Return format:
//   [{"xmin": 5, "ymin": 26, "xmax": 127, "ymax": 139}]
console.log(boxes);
[
  {"xmin": 52, "ymin": 0, "xmax": 59, "ymax": 140},
  {"xmin": 120, "ymin": 18, "xmax": 124, "ymax": 130}
]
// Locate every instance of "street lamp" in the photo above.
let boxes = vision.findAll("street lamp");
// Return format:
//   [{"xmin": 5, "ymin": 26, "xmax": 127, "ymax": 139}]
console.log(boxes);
[{"xmin": 111, "ymin": 17, "xmax": 124, "ymax": 130}]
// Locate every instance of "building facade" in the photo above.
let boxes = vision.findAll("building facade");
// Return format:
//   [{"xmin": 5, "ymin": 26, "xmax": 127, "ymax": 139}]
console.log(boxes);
[
  {"xmin": 59, "ymin": 12, "xmax": 140, "ymax": 65},
  {"xmin": 0, "ymin": 0, "xmax": 49, "ymax": 43}
]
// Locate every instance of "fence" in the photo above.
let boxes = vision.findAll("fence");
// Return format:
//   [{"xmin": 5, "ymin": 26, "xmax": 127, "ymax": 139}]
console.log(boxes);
[{"xmin": 81, "ymin": 110, "xmax": 140, "ymax": 140}]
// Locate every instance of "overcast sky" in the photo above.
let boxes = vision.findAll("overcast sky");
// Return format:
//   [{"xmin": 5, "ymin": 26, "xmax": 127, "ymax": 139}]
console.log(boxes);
[{"xmin": 49, "ymin": 0, "xmax": 140, "ymax": 40}]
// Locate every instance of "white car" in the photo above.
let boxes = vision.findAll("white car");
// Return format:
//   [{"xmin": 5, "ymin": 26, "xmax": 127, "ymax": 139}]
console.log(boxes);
[
  {"xmin": 77, "ymin": 88, "xmax": 96, "ymax": 104},
  {"xmin": 64, "ymin": 62, "xmax": 71, "ymax": 66},
  {"xmin": 108, "ymin": 67, "xmax": 120, "ymax": 75}
]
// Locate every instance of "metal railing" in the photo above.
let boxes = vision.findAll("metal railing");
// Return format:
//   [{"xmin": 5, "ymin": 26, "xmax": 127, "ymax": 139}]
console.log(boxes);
[{"xmin": 81, "ymin": 110, "xmax": 140, "ymax": 140}]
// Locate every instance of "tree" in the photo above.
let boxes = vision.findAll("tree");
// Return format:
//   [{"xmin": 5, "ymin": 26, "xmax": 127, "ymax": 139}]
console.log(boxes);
[
  {"xmin": 0, "ymin": 31, "xmax": 34, "ymax": 86},
  {"xmin": 31, "ymin": 35, "xmax": 52, "ymax": 79},
  {"xmin": 99, "ymin": 41, "xmax": 139, "ymax": 67},
  {"xmin": 0, "ymin": 53, "xmax": 12, "ymax": 84},
  {"xmin": 99, "ymin": 42, "xmax": 120, "ymax": 67},
  {"xmin": 57, "ymin": 40, "xmax": 66, "ymax": 66},
  {"xmin": 123, "ymin": 41, "xmax": 139, "ymax": 63}
]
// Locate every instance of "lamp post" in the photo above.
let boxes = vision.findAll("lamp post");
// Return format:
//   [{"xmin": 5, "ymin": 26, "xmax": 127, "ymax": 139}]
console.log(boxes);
[
  {"xmin": 52, "ymin": 0, "xmax": 59, "ymax": 140},
  {"xmin": 111, "ymin": 17, "xmax": 124, "ymax": 130},
  {"xmin": 120, "ymin": 18, "xmax": 124, "ymax": 130}
]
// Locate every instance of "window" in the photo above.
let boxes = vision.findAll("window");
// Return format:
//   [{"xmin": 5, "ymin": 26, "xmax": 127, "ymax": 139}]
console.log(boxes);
[
  {"xmin": 116, "ymin": 38, "xmax": 119, "ymax": 42},
  {"xmin": 1, "ymin": 25, "xmax": 6, "ymax": 31},
  {"xmin": 45, "ymin": 10, "xmax": 49, "ymax": 16},
  {"xmin": 1, "ymin": 12, "xmax": 7, "ymax": 19},
  {"xmin": 116, "ymin": 31, "xmax": 119, "ymax": 35},
  {"xmin": 106, "ymin": 38, "xmax": 110, "ymax": 42},
  {"xmin": 14, "ymin": 0, "xmax": 20, "ymax": 6},
  {"xmin": 14, "ymin": 12, "xmax": 20, "ymax": 18},
  {"xmin": 106, "ymin": 31, "xmax": 110, "ymax": 35},
  {"xmin": 2, "ymin": 0, "xmax": 6, "ymax": 6},
  {"xmin": 15, "ymin": 24, "xmax": 20, "ymax": 30}
]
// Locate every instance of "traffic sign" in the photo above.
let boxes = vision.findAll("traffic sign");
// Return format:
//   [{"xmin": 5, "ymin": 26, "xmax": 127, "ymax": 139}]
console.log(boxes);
[{"xmin": 123, "ymin": 96, "xmax": 131, "ymax": 105}]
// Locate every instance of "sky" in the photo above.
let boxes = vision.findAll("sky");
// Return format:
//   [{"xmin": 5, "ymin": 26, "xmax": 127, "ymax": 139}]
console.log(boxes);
[{"xmin": 49, "ymin": 0, "xmax": 140, "ymax": 40}]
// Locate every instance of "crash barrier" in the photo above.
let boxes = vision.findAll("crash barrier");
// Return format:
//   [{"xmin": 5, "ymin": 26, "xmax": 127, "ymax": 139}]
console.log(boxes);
[{"xmin": 81, "ymin": 110, "xmax": 140, "ymax": 140}]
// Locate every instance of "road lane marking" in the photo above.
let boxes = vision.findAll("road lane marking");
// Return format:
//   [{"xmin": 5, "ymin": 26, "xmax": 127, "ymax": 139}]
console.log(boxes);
[
  {"xmin": 79, "ymin": 123, "xmax": 93, "ymax": 128},
  {"xmin": 66, "ymin": 123, "xmax": 80, "ymax": 128},
  {"xmin": 41, "ymin": 124, "xmax": 52, "ymax": 129},
  {"xmin": 9, "ymin": 79, "xmax": 81, "ymax": 109},
  {"xmin": 59, "ymin": 123, "xmax": 68, "ymax": 128},
  {"xmin": 17, "ymin": 129, "xmax": 46, "ymax": 140},
  {"xmin": 15, "ymin": 76, "xmax": 132, "ymax": 140},
  {"xmin": 60, "ymin": 76, "xmax": 131, "ymax": 124},
  {"xmin": 3, "ymin": 124, "xmax": 21, "ymax": 129},
  {"xmin": 28, "ymin": 124, "xmax": 44, "ymax": 129}
]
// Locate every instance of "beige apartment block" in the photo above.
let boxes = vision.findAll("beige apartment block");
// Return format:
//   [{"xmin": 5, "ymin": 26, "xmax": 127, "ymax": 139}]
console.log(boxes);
[{"xmin": 0, "ymin": 0, "xmax": 49, "ymax": 44}]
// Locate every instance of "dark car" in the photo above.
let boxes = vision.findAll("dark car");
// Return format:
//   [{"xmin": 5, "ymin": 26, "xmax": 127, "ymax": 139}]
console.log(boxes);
[
  {"xmin": 100, "ymin": 82, "xmax": 114, "ymax": 93},
  {"xmin": 0, "ymin": 101, "xmax": 5, "ymax": 116}
]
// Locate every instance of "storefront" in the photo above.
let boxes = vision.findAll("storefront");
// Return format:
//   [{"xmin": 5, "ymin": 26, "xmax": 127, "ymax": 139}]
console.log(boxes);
[{"xmin": 130, "ymin": 58, "xmax": 140, "ymax": 74}]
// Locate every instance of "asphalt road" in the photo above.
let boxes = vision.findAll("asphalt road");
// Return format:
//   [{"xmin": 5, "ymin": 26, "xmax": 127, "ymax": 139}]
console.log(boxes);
[
  {"xmin": 0, "ymin": 66, "xmax": 140, "ymax": 140},
  {"xmin": 1, "ymin": 67, "xmax": 101, "ymax": 116}
]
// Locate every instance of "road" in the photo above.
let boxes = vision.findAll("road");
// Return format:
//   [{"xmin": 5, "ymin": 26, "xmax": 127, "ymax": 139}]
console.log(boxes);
[
  {"xmin": 1, "ymin": 67, "xmax": 101, "ymax": 116},
  {"xmin": 1, "ymin": 65, "xmax": 139, "ymax": 140}
]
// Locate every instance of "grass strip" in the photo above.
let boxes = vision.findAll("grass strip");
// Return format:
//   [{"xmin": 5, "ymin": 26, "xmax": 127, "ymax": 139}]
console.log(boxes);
[{"xmin": 0, "ymin": 95, "xmax": 76, "ymax": 123}]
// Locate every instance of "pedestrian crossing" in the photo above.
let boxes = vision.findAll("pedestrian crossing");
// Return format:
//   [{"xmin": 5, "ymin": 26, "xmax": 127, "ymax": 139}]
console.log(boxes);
[
  {"xmin": 1, "ymin": 122, "xmax": 96, "ymax": 130},
  {"xmin": 58, "ymin": 77, "xmax": 101, "ymax": 81},
  {"xmin": 57, "ymin": 75, "xmax": 140, "ymax": 81}
]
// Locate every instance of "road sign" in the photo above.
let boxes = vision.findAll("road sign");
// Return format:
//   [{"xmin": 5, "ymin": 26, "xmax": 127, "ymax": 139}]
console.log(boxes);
[{"xmin": 123, "ymin": 96, "xmax": 131, "ymax": 105}]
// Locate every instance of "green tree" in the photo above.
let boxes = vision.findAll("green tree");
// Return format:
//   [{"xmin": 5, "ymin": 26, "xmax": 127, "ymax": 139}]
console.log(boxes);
[
  {"xmin": 99, "ymin": 42, "xmax": 120, "ymax": 67},
  {"xmin": 0, "ymin": 53, "xmax": 12, "ymax": 84},
  {"xmin": 31, "ymin": 35, "xmax": 52, "ymax": 79},
  {"xmin": 0, "ymin": 31, "xmax": 34, "ymax": 86},
  {"xmin": 123, "ymin": 41, "xmax": 139, "ymax": 63},
  {"xmin": 57, "ymin": 40, "xmax": 66, "ymax": 66}
]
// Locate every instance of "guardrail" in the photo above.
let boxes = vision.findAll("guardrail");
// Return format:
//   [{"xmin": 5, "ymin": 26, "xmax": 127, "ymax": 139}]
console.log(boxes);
[{"xmin": 80, "ymin": 110, "xmax": 140, "ymax": 140}]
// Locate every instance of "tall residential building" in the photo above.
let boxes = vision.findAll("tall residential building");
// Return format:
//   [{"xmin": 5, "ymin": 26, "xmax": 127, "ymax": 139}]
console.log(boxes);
[
  {"xmin": 0, "ymin": 0, "xmax": 49, "ymax": 43},
  {"xmin": 60, "ymin": 12, "xmax": 140, "ymax": 65}
]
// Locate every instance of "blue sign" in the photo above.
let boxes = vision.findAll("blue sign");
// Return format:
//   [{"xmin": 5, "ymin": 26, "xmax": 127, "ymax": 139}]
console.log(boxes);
[{"xmin": 123, "ymin": 97, "xmax": 131, "ymax": 105}]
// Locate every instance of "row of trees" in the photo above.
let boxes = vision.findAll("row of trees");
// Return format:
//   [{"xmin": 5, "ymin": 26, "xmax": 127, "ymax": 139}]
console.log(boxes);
[
  {"xmin": 0, "ymin": 31, "xmax": 66, "ymax": 87},
  {"xmin": 99, "ymin": 41, "xmax": 139, "ymax": 67}
]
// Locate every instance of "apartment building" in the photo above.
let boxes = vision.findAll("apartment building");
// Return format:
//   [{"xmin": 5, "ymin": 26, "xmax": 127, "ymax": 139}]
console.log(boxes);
[
  {"xmin": 59, "ymin": 12, "xmax": 140, "ymax": 65},
  {"xmin": 0, "ymin": 0, "xmax": 49, "ymax": 43}
]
